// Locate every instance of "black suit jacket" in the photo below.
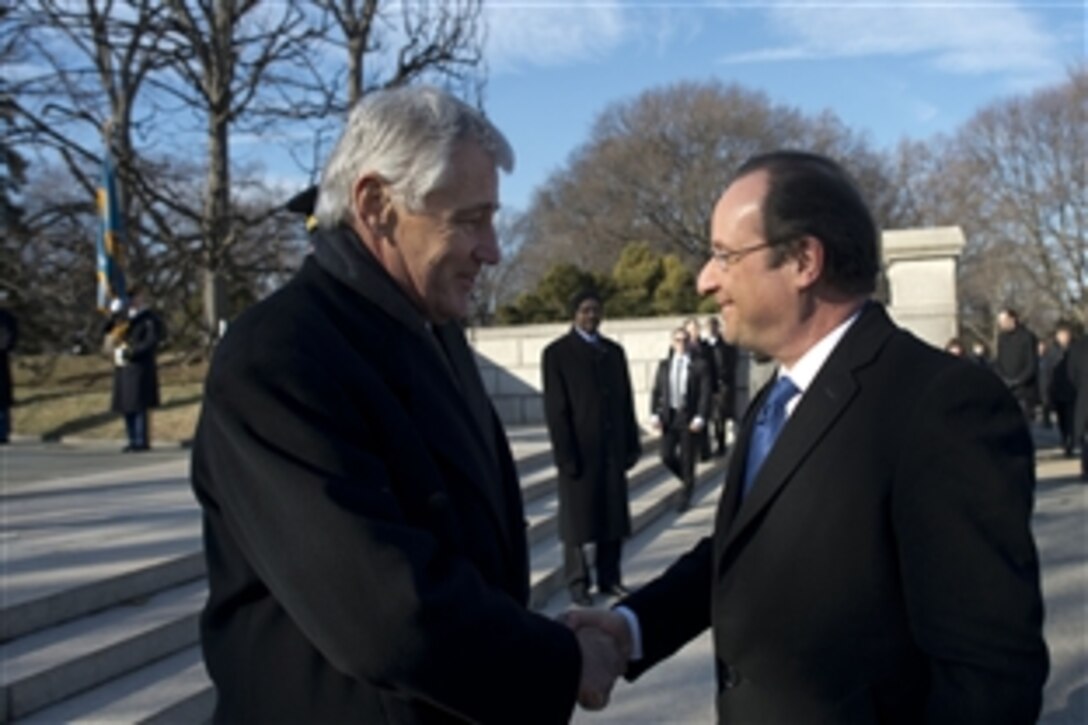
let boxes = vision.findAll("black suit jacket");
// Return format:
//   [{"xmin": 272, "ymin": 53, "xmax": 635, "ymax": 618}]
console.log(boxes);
[
  {"xmin": 191, "ymin": 226, "xmax": 579, "ymax": 724},
  {"xmin": 623, "ymin": 303, "xmax": 1047, "ymax": 723},
  {"xmin": 1068, "ymin": 336, "xmax": 1088, "ymax": 439},
  {"xmin": 650, "ymin": 353, "xmax": 712, "ymax": 427}
]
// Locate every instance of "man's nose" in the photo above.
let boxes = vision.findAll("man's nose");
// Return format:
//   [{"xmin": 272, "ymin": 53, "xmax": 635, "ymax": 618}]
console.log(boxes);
[
  {"xmin": 696, "ymin": 258, "xmax": 718, "ymax": 295},
  {"xmin": 475, "ymin": 226, "xmax": 501, "ymax": 265}
]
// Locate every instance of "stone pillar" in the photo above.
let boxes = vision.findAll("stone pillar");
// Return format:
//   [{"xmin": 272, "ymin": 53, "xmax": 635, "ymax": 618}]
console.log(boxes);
[{"xmin": 882, "ymin": 226, "xmax": 966, "ymax": 349}]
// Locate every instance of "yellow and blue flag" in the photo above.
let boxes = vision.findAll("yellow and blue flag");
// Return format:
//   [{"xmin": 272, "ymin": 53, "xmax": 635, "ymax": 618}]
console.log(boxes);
[{"xmin": 96, "ymin": 153, "xmax": 127, "ymax": 312}]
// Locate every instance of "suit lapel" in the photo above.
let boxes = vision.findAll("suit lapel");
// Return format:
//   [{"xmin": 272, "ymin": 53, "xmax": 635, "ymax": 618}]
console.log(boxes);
[{"xmin": 715, "ymin": 304, "xmax": 896, "ymax": 568}]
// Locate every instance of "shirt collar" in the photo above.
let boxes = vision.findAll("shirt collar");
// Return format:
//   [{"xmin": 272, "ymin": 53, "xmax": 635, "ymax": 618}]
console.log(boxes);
[
  {"xmin": 574, "ymin": 327, "xmax": 599, "ymax": 344},
  {"xmin": 779, "ymin": 306, "xmax": 864, "ymax": 395}
]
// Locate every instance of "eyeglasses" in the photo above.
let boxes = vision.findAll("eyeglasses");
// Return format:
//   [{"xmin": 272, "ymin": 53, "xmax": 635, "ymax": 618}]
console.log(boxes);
[{"xmin": 710, "ymin": 242, "xmax": 774, "ymax": 269}]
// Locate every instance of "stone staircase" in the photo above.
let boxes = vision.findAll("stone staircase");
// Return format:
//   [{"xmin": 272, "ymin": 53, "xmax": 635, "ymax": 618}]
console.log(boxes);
[{"xmin": 0, "ymin": 434, "xmax": 727, "ymax": 723}]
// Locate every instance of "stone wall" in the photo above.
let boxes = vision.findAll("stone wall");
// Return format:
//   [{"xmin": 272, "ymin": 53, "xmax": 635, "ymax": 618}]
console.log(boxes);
[{"xmin": 470, "ymin": 226, "xmax": 965, "ymax": 426}]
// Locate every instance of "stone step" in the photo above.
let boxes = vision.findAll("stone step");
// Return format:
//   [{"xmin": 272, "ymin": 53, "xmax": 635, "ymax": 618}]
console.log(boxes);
[
  {"xmin": 525, "ymin": 454, "xmax": 665, "ymax": 546},
  {"xmin": 1, "ymin": 439, "xmax": 658, "ymax": 643},
  {"xmin": 24, "ymin": 456, "xmax": 725, "ymax": 724},
  {"xmin": 4, "ymin": 445, "xmax": 723, "ymax": 723},
  {"xmin": 0, "ymin": 580, "xmax": 205, "ymax": 722},
  {"xmin": 19, "ymin": 646, "xmax": 213, "ymax": 725},
  {"xmin": 519, "ymin": 434, "xmax": 660, "ymax": 505},
  {"xmin": 528, "ymin": 456, "xmax": 725, "ymax": 608}
]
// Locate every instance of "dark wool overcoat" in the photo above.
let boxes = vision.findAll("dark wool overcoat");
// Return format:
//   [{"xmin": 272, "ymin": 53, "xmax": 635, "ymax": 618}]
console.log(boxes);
[
  {"xmin": 1068, "ymin": 335, "xmax": 1088, "ymax": 440},
  {"xmin": 191, "ymin": 226, "xmax": 579, "ymax": 724},
  {"xmin": 0, "ymin": 308, "xmax": 16, "ymax": 408},
  {"xmin": 541, "ymin": 330, "xmax": 641, "ymax": 545},
  {"xmin": 110, "ymin": 309, "xmax": 163, "ymax": 413},
  {"xmin": 623, "ymin": 303, "xmax": 1049, "ymax": 723}
]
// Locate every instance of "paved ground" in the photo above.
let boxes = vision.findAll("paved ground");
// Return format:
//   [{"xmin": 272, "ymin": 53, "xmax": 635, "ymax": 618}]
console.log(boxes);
[{"xmin": 1, "ymin": 425, "xmax": 1084, "ymax": 723}]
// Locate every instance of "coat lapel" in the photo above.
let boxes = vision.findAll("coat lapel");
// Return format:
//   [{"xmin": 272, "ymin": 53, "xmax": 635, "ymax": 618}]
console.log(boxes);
[
  {"xmin": 715, "ymin": 304, "xmax": 896, "ymax": 567},
  {"xmin": 311, "ymin": 227, "xmax": 517, "ymax": 553}
]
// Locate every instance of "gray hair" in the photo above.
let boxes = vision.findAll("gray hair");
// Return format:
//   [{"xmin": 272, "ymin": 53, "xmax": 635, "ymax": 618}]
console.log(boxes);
[{"xmin": 313, "ymin": 86, "xmax": 514, "ymax": 228}]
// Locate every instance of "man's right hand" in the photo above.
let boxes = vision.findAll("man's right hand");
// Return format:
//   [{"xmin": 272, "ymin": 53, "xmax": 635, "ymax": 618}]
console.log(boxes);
[{"xmin": 559, "ymin": 608, "xmax": 634, "ymax": 710}]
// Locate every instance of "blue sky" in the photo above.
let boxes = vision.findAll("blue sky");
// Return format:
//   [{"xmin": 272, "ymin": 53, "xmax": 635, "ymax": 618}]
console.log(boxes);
[{"xmin": 477, "ymin": 0, "xmax": 1085, "ymax": 213}]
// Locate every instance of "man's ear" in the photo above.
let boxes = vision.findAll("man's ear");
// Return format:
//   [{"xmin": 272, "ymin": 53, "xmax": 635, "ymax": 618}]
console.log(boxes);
[
  {"xmin": 353, "ymin": 175, "xmax": 395, "ymax": 239},
  {"xmin": 793, "ymin": 235, "xmax": 825, "ymax": 291}
]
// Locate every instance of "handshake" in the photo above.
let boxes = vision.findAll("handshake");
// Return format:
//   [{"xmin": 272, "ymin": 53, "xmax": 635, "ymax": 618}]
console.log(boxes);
[{"xmin": 558, "ymin": 608, "xmax": 633, "ymax": 711}]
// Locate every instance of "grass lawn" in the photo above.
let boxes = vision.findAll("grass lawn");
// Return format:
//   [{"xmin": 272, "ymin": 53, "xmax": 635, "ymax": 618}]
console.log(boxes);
[{"xmin": 10, "ymin": 351, "xmax": 208, "ymax": 444}]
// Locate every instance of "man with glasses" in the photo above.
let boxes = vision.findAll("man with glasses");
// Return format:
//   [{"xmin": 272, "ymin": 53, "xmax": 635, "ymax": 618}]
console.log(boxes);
[{"xmin": 568, "ymin": 150, "xmax": 1048, "ymax": 721}]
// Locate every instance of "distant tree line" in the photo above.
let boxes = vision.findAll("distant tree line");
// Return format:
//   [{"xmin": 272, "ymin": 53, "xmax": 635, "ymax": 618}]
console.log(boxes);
[
  {"xmin": 1, "ymin": 0, "xmax": 1083, "ymax": 355},
  {"xmin": 490, "ymin": 71, "xmax": 1086, "ymax": 342},
  {"xmin": 493, "ymin": 242, "xmax": 715, "ymax": 325}
]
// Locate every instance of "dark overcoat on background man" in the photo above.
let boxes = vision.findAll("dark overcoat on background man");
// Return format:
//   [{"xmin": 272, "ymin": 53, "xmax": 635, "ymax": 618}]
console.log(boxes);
[
  {"xmin": 542, "ymin": 330, "xmax": 641, "ymax": 546},
  {"xmin": 191, "ymin": 228, "xmax": 580, "ymax": 723},
  {"xmin": 0, "ymin": 308, "xmax": 16, "ymax": 410},
  {"xmin": 1068, "ymin": 335, "xmax": 1088, "ymax": 480},
  {"xmin": 110, "ymin": 308, "xmax": 163, "ymax": 414},
  {"xmin": 995, "ymin": 321, "xmax": 1039, "ymax": 417}
]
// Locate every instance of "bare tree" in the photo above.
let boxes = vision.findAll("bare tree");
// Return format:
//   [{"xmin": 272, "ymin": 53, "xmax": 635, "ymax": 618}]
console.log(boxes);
[
  {"xmin": 945, "ymin": 68, "xmax": 1087, "ymax": 336},
  {"xmin": 311, "ymin": 0, "xmax": 484, "ymax": 108},
  {"xmin": 145, "ymin": 0, "xmax": 325, "ymax": 342},
  {"xmin": 3, "ymin": 0, "xmax": 176, "ymax": 348},
  {"xmin": 518, "ymin": 81, "xmax": 900, "ymax": 286}
]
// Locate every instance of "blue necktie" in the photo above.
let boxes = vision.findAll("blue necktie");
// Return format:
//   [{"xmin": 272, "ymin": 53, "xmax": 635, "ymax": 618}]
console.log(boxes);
[{"xmin": 742, "ymin": 376, "xmax": 799, "ymax": 499}]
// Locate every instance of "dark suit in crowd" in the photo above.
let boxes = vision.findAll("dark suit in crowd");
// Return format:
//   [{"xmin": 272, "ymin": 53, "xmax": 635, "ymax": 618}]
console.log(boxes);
[
  {"xmin": 190, "ymin": 86, "xmax": 592, "ymax": 723},
  {"xmin": 107, "ymin": 300, "xmax": 163, "ymax": 451},
  {"xmin": 651, "ymin": 334, "xmax": 711, "ymax": 510},
  {"xmin": 995, "ymin": 312, "xmax": 1039, "ymax": 420},
  {"xmin": 0, "ymin": 307, "xmax": 16, "ymax": 443},
  {"xmin": 542, "ymin": 307, "xmax": 642, "ymax": 604},
  {"xmin": 571, "ymin": 151, "xmax": 1048, "ymax": 722},
  {"xmin": 1067, "ymin": 335, "xmax": 1088, "ymax": 481},
  {"xmin": 703, "ymin": 325, "xmax": 738, "ymax": 456},
  {"xmin": 1048, "ymin": 326, "xmax": 1078, "ymax": 457}
]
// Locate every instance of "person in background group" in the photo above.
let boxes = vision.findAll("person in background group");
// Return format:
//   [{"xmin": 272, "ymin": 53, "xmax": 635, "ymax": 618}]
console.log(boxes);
[
  {"xmin": 650, "ymin": 327, "xmax": 711, "ymax": 512},
  {"xmin": 0, "ymin": 305, "xmax": 17, "ymax": 444},
  {"xmin": 104, "ymin": 287, "xmax": 164, "ymax": 453},
  {"xmin": 682, "ymin": 317, "xmax": 714, "ymax": 460},
  {"xmin": 1066, "ymin": 330, "xmax": 1088, "ymax": 482},
  {"xmin": 1038, "ymin": 337, "xmax": 1058, "ymax": 428},
  {"xmin": 191, "ymin": 86, "xmax": 624, "ymax": 722},
  {"xmin": 1048, "ymin": 321, "xmax": 1078, "ymax": 458},
  {"xmin": 567, "ymin": 150, "xmax": 1048, "ymax": 721},
  {"xmin": 969, "ymin": 339, "xmax": 992, "ymax": 369},
  {"xmin": 994, "ymin": 307, "xmax": 1039, "ymax": 421},
  {"xmin": 702, "ymin": 316, "xmax": 738, "ymax": 457},
  {"xmin": 944, "ymin": 337, "xmax": 965, "ymax": 357},
  {"xmin": 543, "ymin": 289, "xmax": 642, "ymax": 607}
]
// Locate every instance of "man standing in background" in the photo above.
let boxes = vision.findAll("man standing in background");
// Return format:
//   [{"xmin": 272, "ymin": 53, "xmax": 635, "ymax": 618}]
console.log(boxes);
[
  {"xmin": 703, "ymin": 315, "xmax": 738, "ymax": 456},
  {"xmin": 995, "ymin": 307, "xmax": 1039, "ymax": 421},
  {"xmin": 650, "ymin": 327, "xmax": 711, "ymax": 511},
  {"xmin": 106, "ymin": 287, "xmax": 164, "ymax": 452},
  {"xmin": 543, "ymin": 290, "xmax": 642, "ymax": 606},
  {"xmin": 0, "ymin": 303, "xmax": 16, "ymax": 444},
  {"xmin": 1067, "ymin": 331, "xmax": 1088, "ymax": 482}
]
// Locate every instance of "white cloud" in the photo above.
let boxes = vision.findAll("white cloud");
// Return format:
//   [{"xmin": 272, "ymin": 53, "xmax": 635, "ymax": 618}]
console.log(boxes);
[
  {"xmin": 720, "ymin": 0, "xmax": 1064, "ymax": 83},
  {"xmin": 484, "ymin": 1, "xmax": 630, "ymax": 73}
]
